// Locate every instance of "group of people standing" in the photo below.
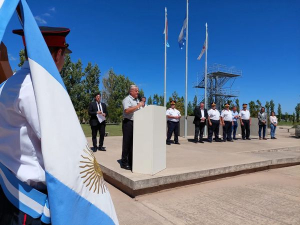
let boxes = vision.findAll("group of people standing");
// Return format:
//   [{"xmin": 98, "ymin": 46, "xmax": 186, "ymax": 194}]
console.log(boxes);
[{"xmin": 166, "ymin": 101, "xmax": 278, "ymax": 145}]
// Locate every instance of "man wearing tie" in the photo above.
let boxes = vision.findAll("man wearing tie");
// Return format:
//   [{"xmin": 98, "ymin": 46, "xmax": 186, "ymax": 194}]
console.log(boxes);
[
  {"xmin": 88, "ymin": 93, "xmax": 108, "ymax": 151},
  {"xmin": 193, "ymin": 102, "xmax": 208, "ymax": 143}
]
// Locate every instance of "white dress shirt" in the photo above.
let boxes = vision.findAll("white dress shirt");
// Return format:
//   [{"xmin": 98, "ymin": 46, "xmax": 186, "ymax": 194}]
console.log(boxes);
[
  {"xmin": 166, "ymin": 108, "xmax": 181, "ymax": 122},
  {"xmin": 239, "ymin": 109, "xmax": 250, "ymax": 120},
  {"xmin": 208, "ymin": 109, "xmax": 220, "ymax": 121},
  {"xmin": 221, "ymin": 109, "xmax": 233, "ymax": 122},
  {"xmin": 0, "ymin": 61, "xmax": 45, "ymax": 189},
  {"xmin": 270, "ymin": 116, "xmax": 278, "ymax": 124}
]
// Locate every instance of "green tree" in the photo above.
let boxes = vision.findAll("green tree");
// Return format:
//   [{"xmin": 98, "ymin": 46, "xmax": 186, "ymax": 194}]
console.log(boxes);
[
  {"xmin": 192, "ymin": 95, "xmax": 198, "ymax": 109},
  {"xmin": 292, "ymin": 112, "xmax": 296, "ymax": 124},
  {"xmin": 139, "ymin": 89, "xmax": 145, "ymax": 99},
  {"xmin": 235, "ymin": 99, "xmax": 240, "ymax": 112},
  {"xmin": 249, "ymin": 101, "xmax": 258, "ymax": 117},
  {"xmin": 187, "ymin": 101, "xmax": 193, "ymax": 116},
  {"xmin": 277, "ymin": 104, "xmax": 282, "ymax": 122},
  {"xmin": 18, "ymin": 49, "xmax": 26, "ymax": 67},
  {"xmin": 61, "ymin": 55, "xmax": 86, "ymax": 123},
  {"xmin": 270, "ymin": 100, "xmax": 275, "ymax": 113},
  {"xmin": 147, "ymin": 96, "xmax": 153, "ymax": 105},
  {"xmin": 102, "ymin": 69, "xmax": 134, "ymax": 123},
  {"xmin": 295, "ymin": 103, "xmax": 300, "ymax": 122},
  {"xmin": 256, "ymin": 100, "xmax": 262, "ymax": 108},
  {"xmin": 284, "ymin": 112, "xmax": 289, "ymax": 122}
]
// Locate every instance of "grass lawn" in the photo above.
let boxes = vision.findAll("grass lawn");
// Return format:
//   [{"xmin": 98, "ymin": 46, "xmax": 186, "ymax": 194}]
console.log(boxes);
[
  {"xmin": 81, "ymin": 124, "xmax": 122, "ymax": 137},
  {"xmin": 278, "ymin": 121, "xmax": 300, "ymax": 128}
]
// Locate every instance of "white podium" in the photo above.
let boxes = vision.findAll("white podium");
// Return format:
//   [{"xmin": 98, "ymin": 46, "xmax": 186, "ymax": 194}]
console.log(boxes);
[{"xmin": 133, "ymin": 105, "xmax": 166, "ymax": 175}]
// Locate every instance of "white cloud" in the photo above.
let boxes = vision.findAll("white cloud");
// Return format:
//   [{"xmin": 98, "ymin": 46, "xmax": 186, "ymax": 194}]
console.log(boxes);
[
  {"xmin": 49, "ymin": 7, "xmax": 55, "ymax": 12},
  {"xmin": 8, "ymin": 54, "xmax": 17, "ymax": 61},
  {"xmin": 43, "ymin": 13, "xmax": 51, "ymax": 17},
  {"xmin": 34, "ymin": 16, "xmax": 47, "ymax": 25}
]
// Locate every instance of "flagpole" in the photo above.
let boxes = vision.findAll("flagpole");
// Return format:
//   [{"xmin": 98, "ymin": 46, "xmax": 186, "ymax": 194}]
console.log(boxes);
[
  {"xmin": 184, "ymin": 0, "xmax": 189, "ymax": 138},
  {"xmin": 164, "ymin": 7, "xmax": 167, "ymax": 107},
  {"xmin": 204, "ymin": 23, "xmax": 208, "ymax": 137}
]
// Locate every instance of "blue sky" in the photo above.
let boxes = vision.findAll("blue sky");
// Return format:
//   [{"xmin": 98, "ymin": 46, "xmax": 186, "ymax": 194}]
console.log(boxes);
[{"xmin": 3, "ymin": 0, "xmax": 300, "ymax": 113}]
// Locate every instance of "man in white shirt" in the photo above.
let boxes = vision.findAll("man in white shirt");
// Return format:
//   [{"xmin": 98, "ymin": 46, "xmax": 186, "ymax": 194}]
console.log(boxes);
[
  {"xmin": 231, "ymin": 106, "xmax": 239, "ymax": 140},
  {"xmin": 239, "ymin": 103, "xmax": 251, "ymax": 140},
  {"xmin": 0, "ymin": 27, "xmax": 71, "ymax": 225},
  {"xmin": 121, "ymin": 85, "xmax": 144, "ymax": 170},
  {"xmin": 207, "ymin": 102, "xmax": 222, "ymax": 143},
  {"xmin": 220, "ymin": 103, "xmax": 233, "ymax": 142},
  {"xmin": 166, "ymin": 101, "xmax": 181, "ymax": 145}
]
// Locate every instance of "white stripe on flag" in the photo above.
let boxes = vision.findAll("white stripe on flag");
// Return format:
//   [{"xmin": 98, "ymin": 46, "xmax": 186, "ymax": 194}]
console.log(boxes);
[{"xmin": 0, "ymin": 0, "xmax": 4, "ymax": 8}]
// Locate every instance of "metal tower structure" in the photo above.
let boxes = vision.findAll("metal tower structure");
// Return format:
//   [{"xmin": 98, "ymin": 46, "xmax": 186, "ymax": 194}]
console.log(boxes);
[{"xmin": 194, "ymin": 64, "xmax": 242, "ymax": 110}]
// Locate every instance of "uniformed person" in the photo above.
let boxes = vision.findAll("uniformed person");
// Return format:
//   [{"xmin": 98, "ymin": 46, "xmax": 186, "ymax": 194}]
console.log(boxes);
[
  {"xmin": 207, "ymin": 102, "xmax": 222, "ymax": 143},
  {"xmin": 0, "ymin": 26, "xmax": 71, "ymax": 225},
  {"xmin": 166, "ymin": 101, "xmax": 181, "ymax": 145},
  {"xmin": 220, "ymin": 103, "xmax": 233, "ymax": 142},
  {"xmin": 121, "ymin": 85, "xmax": 145, "ymax": 170},
  {"xmin": 231, "ymin": 106, "xmax": 239, "ymax": 140},
  {"xmin": 239, "ymin": 103, "xmax": 251, "ymax": 140}
]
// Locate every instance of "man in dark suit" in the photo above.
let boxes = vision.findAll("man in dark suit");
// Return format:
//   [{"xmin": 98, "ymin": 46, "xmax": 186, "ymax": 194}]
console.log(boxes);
[
  {"xmin": 88, "ymin": 93, "xmax": 108, "ymax": 151},
  {"xmin": 193, "ymin": 102, "xmax": 208, "ymax": 143}
]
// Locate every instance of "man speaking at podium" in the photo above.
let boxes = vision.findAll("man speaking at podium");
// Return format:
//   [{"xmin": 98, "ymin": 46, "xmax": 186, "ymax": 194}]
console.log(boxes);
[{"xmin": 121, "ymin": 85, "xmax": 144, "ymax": 170}]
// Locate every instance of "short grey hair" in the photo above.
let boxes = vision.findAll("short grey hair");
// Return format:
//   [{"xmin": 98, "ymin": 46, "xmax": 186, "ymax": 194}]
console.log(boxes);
[{"xmin": 129, "ymin": 84, "xmax": 138, "ymax": 92}]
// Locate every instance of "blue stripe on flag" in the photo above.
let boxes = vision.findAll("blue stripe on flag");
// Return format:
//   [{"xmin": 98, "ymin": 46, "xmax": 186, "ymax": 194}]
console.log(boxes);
[
  {"xmin": 46, "ymin": 172, "xmax": 115, "ymax": 225},
  {"xmin": 0, "ymin": 0, "xmax": 20, "ymax": 43},
  {"xmin": 20, "ymin": 0, "xmax": 67, "ymax": 90}
]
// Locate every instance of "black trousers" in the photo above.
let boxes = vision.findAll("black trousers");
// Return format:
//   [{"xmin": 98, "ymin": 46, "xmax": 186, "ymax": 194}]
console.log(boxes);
[
  {"xmin": 223, "ymin": 121, "xmax": 233, "ymax": 141},
  {"xmin": 241, "ymin": 119, "xmax": 250, "ymax": 139},
  {"xmin": 166, "ymin": 121, "xmax": 179, "ymax": 143},
  {"xmin": 208, "ymin": 120, "xmax": 220, "ymax": 142},
  {"xmin": 194, "ymin": 122, "xmax": 206, "ymax": 141},
  {"xmin": 0, "ymin": 186, "xmax": 49, "ymax": 225},
  {"xmin": 91, "ymin": 121, "xmax": 106, "ymax": 148},
  {"xmin": 122, "ymin": 119, "xmax": 133, "ymax": 167}
]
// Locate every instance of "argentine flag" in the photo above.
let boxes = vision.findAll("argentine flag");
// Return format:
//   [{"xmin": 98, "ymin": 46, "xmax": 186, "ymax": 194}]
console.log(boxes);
[
  {"xmin": 0, "ymin": 0, "xmax": 119, "ymax": 224},
  {"xmin": 178, "ymin": 15, "xmax": 187, "ymax": 49}
]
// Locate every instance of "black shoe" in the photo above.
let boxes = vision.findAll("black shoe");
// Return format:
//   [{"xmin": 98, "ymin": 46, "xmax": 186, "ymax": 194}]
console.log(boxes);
[
  {"xmin": 93, "ymin": 147, "xmax": 97, "ymax": 152},
  {"xmin": 174, "ymin": 142, "xmax": 180, "ymax": 145},
  {"xmin": 228, "ymin": 139, "xmax": 234, "ymax": 142},
  {"xmin": 208, "ymin": 140, "xmax": 212, "ymax": 143},
  {"xmin": 223, "ymin": 140, "xmax": 226, "ymax": 142},
  {"xmin": 121, "ymin": 164, "xmax": 131, "ymax": 170},
  {"xmin": 246, "ymin": 138, "xmax": 251, "ymax": 140},
  {"xmin": 233, "ymin": 138, "xmax": 238, "ymax": 140},
  {"xmin": 199, "ymin": 140, "xmax": 204, "ymax": 143},
  {"xmin": 273, "ymin": 137, "xmax": 277, "ymax": 139},
  {"xmin": 216, "ymin": 139, "xmax": 222, "ymax": 142},
  {"xmin": 242, "ymin": 138, "xmax": 246, "ymax": 140},
  {"xmin": 194, "ymin": 139, "xmax": 198, "ymax": 143},
  {"xmin": 166, "ymin": 142, "xmax": 171, "ymax": 145},
  {"xmin": 98, "ymin": 147, "xmax": 106, "ymax": 151}
]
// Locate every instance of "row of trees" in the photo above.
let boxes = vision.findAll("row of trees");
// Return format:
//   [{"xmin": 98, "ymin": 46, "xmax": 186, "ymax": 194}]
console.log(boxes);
[{"xmin": 17, "ymin": 50, "xmax": 300, "ymax": 124}]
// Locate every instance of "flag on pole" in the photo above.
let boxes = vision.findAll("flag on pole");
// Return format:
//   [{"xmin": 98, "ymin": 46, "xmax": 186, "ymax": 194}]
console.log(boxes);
[
  {"xmin": 178, "ymin": 15, "xmax": 187, "ymax": 49},
  {"xmin": 0, "ymin": 0, "xmax": 118, "ymax": 224},
  {"xmin": 163, "ymin": 19, "xmax": 170, "ymax": 47},
  {"xmin": 197, "ymin": 39, "xmax": 207, "ymax": 60}
]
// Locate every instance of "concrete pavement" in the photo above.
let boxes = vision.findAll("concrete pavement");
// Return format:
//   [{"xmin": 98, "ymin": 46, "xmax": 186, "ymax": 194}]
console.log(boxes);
[
  {"xmin": 89, "ymin": 126, "xmax": 300, "ymax": 196},
  {"xmin": 109, "ymin": 165, "xmax": 300, "ymax": 225}
]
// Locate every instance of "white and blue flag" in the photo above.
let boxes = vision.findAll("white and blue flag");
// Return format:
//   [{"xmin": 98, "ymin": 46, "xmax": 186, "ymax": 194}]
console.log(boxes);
[
  {"xmin": 0, "ymin": 0, "xmax": 119, "ymax": 224},
  {"xmin": 178, "ymin": 15, "xmax": 187, "ymax": 49}
]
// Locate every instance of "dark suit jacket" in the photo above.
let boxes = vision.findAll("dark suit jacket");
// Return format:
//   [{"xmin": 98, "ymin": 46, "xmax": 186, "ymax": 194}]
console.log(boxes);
[
  {"xmin": 193, "ymin": 107, "xmax": 208, "ymax": 126},
  {"xmin": 88, "ymin": 101, "xmax": 108, "ymax": 126}
]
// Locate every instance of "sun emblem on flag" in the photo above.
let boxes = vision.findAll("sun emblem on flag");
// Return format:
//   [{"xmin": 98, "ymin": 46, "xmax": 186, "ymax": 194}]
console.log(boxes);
[{"xmin": 79, "ymin": 145, "xmax": 106, "ymax": 194}]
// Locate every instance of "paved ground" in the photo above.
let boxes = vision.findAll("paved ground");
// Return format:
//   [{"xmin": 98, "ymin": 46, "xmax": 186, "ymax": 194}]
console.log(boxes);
[
  {"xmin": 108, "ymin": 165, "xmax": 300, "ymax": 225},
  {"xmin": 88, "ymin": 126, "xmax": 300, "ymax": 194}
]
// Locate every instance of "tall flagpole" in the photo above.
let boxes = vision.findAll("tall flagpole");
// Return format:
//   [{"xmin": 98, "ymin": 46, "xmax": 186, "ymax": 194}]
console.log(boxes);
[
  {"xmin": 204, "ymin": 23, "xmax": 208, "ymax": 137},
  {"xmin": 184, "ymin": 0, "xmax": 189, "ymax": 138},
  {"xmin": 164, "ymin": 7, "xmax": 167, "ymax": 107}
]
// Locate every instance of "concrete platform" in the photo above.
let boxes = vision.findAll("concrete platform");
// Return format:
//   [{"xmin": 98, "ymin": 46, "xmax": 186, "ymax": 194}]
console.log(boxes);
[{"xmin": 88, "ymin": 127, "xmax": 300, "ymax": 197}]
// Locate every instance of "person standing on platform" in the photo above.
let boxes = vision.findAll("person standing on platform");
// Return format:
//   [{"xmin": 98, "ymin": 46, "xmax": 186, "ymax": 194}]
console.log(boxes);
[
  {"xmin": 231, "ymin": 106, "xmax": 239, "ymax": 140},
  {"xmin": 88, "ymin": 93, "xmax": 108, "ymax": 151},
  {"xmin": 121, "ymin": 85, "xmax": 144, "ymax": 170},
  {"xmin": 193, "ymin": 102, "xmax": 208, "ymax": 143},
  {"xmin": 207, "ymin": 102, "xmax": 222, "ymax": 143},
  {"xmin": 166, "ymin": 101, "xmax": 181, "ymax": 145},
  {"xmin": 239, "ymin": 103, "xmax": 251, "ymax": 140},
  {"xmin": 270, "ymin": 111, "xmax": 278, "ymax": 139},
  {"xmin": 258, "ymin": 107, "xmax": 267, "ymax": 140},
  {"xmin": 141, "ymin": 96, "xmax": 147, "ymax": 108},
  {"xmin": 220, "ymin": 103, "xmax": 233, "ymax": 142}
]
